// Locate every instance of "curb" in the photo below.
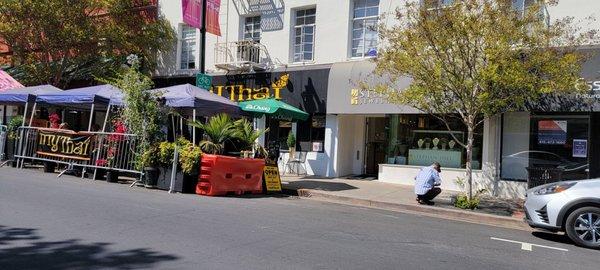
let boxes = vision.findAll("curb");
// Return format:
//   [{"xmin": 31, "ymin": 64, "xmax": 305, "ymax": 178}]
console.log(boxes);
[{"xmin": 287, "ymin": 188, "xmax": 532, "ymax": 231}]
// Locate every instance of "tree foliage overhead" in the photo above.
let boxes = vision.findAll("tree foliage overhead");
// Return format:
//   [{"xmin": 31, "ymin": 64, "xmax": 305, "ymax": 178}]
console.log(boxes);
[
  {"xmin": 375, "ymin": 0, "xmax": 598, "ymax": 198},
  {"xmin": 0, "ymin": 0, "xmax": 175, "ymax": 87}
]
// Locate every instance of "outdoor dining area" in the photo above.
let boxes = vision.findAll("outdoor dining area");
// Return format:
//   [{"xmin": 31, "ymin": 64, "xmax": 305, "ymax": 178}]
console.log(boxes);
[{"xmin": 0, "ymin": 74, "xmax": 309, "ymax": 196}]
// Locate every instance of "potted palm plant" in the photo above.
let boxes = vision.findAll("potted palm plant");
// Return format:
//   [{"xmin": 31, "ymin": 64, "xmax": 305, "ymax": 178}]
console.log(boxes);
[
  {"xmin": 189, "ymin": 114, "xmax": 266, "ymax": 196},
  {"xmin": 233, "ymin": 118, "xmax": 269, "ymax": 158}
]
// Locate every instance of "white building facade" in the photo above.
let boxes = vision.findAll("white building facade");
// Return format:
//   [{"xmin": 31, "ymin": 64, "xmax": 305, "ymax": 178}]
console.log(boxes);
[{"xmin": 155, "ymin": 0, "xmax": 600, "ymax": 199}]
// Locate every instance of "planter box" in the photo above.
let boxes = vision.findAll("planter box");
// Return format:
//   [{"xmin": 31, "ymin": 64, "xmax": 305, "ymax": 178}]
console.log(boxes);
[
  {"xmin": 157, "ymin": 166, "xmax": 198, "ymax": 193},
  {"xmin": 196, "ymin": 154, "xmax": 265, "ymax": 196}
]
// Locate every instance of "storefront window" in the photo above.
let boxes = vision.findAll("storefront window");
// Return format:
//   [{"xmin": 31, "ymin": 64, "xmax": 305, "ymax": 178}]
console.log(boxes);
[
  {"xmin": 297, "ymin": 114, "xmax": 325, "ymax": 152},
  {"xmin": 501, "ymin": 112, "xmax": 590, "ymax": 181},
  {"xmin": 385, "ymin": 114, "xmax": 483, "ymax": 169}
]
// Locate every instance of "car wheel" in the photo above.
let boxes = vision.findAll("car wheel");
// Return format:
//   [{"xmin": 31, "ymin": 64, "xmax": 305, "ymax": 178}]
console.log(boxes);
[{"xmin": 565, "ymin": 207, "xmax": 600, "ymax": 249}]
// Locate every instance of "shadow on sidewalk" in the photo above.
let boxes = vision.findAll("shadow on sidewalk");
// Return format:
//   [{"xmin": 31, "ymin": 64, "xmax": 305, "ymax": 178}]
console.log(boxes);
[
  {"xmin": 0, "ymin": 225, "xmax": 178, "ymax": 269},
  {"xmin": 284, "ymin": 180, "xmax": 358, "ymax": 192}
]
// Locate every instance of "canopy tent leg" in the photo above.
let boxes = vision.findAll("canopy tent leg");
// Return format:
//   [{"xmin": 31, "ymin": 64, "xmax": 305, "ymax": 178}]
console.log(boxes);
[
  {"xmin": 19, "ymin": 102, "xmax": 37, "ymax": 168},
  {"xmin": 94, "ymin": 104, "xmax": 112, "ymax": 181},
  {"xmin": 101, "ymin": 104, "xmax": 112, "ymax": 132},
  {"xmin": 192, "ymin": 109, "xmax": 197, "ymax": 145},
  {"xmin": 179, "ymin": 116, "xmax": 183, "ymax": 138},
  {"xmin": 27, "ymin": 103, "xmax": 36, "ymax": 127},
  {"xmin": 87, "ymin": 103, "xmax": 95, "ymax": 131},
  {"xmin": 22, "ymin": 101, "xmax": 29, "ymax": 128}
]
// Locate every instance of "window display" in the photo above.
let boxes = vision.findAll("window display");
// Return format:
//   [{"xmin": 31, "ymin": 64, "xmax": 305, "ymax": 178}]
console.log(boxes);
[{"xmin": 385, "ymin": 114, "xmax": 483, "ymax": 169}]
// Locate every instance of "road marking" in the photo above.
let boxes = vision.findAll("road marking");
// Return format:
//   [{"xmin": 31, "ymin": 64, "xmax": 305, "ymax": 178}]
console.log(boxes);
[{"xmin": 490, "ymin": 237, "xmax": 568, "ymax": 252}]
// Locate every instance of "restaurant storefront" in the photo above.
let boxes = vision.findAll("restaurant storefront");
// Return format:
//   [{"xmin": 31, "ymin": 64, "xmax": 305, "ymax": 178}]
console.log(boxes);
[{"xmin": 154, "ymin": 65, "xmax": 332, "ymax": 175}]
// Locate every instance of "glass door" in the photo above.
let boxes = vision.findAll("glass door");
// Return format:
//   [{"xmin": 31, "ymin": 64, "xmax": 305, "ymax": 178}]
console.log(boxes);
[{"xmin": 364, "ymin": 117, "xmax": 387, "ymax": 175}]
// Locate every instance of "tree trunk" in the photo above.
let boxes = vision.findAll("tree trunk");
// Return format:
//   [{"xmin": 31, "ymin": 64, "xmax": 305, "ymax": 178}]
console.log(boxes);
[{"xmin": 466, "ymin": 120, "xmax": 475, "ymax": 200}]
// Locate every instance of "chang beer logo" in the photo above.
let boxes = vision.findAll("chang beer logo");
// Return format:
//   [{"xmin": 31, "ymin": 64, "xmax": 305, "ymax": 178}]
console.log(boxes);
[
  {"xmin": 244, "ymin": 104, "xmax": 271, "ymax": 112},
  {"xmin": 210, "ymin": 74, "xmax": 290, "ymax": 101}
]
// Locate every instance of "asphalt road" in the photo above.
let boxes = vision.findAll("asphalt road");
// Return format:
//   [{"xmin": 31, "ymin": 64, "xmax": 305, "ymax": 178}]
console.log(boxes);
[{"xmin": 1, "ymin": 167, "xmax": 598, "ymax": 270}]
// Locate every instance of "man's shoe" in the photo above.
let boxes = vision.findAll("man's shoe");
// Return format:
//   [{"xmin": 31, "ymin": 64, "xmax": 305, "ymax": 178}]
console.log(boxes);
[{"xmin": 423, "ymin": 200, "xmax": 435, "ymax": 205}]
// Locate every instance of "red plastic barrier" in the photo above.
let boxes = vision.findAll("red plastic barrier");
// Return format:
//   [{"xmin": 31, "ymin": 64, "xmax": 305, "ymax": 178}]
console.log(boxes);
[{"xmin": 196, "ymin": 154, "xmax": 265, "ymax": 196}]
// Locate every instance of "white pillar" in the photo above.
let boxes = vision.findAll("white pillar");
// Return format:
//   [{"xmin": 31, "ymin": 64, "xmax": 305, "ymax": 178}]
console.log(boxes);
[
  {"xmin": 255, "ymin": 115, "xmax": 266, "ymax": 147},
  {"xmin": 192, "ymin": 109, "xmax": 197, "ymax": 145}
]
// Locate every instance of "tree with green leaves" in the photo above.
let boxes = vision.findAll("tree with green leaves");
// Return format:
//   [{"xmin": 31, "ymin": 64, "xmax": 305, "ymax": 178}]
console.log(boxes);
[
  {"xmin": 0, "ymin": 0, "xmax": 175, "ymax": 88},
  {"xmin": 103, "ymin": 55, "xmax": 164, "ymax": 169},
  {"xmin": 375, "ymin": 0, "xmax": 598, "ymax": 199}
]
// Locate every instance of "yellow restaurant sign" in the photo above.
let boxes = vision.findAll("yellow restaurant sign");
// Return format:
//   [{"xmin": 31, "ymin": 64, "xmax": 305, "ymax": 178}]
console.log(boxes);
[{"xmin": 209, "ymin": 74, "xmax": 289, "ymax": 102}]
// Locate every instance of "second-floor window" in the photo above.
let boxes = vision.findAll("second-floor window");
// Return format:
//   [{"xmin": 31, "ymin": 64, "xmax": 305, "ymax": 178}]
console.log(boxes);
[
  {"xmin": 293, "ymin": 8, "xmax": 316, "ymax": 62},
  {"xmin": 243, "ymin": 16, "xmax": 261, "ymax": 42},
  {"xmin": 180, "ymin": 25, "xmax": 197, "ymax": 70},
  {"xmin": 352, "ymin": 0, "xmax": 379, "ymax": 58}
]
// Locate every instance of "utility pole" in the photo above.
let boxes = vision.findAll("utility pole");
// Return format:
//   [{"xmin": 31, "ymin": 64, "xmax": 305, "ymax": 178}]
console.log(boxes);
[{"xmin": 200, "ymin": 0, "xmax": 207, "ymax": 73}]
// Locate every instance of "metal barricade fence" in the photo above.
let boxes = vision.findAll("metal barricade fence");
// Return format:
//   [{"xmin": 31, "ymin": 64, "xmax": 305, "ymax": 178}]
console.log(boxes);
[
  {"xmin": 0, "ymin": 125, "xmax": 7, "ymax": 161},
  {"xmin": 15, "ymin": 126, "xmax": 143, "ymax": 177}
]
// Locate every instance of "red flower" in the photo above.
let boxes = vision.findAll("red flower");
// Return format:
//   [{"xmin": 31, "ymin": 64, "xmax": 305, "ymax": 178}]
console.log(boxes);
[{"xmin": 49, "ymin": 113, "xmax": 61, "ymax": 129}]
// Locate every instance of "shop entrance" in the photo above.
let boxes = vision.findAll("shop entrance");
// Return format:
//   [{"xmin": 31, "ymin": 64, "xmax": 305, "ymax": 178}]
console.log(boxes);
[{"xmin": 364, "ymin": 117, "xmax": 387, "ymax": 176}]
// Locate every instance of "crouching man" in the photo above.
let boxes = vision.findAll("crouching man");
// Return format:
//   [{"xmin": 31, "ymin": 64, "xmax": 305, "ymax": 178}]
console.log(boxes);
[{"xmin": 414, "ymin": 162, "xmax": 442, "ymax": 205}]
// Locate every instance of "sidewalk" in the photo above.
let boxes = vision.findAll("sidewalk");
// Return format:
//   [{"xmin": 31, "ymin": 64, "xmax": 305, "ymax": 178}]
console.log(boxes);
[{"xmin": 281, "ymin": 175, "xmax": 530, "ymax": 231}]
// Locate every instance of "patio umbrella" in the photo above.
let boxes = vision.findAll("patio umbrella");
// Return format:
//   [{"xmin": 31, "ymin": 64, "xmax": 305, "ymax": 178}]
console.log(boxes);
[{"xmin": 239, "ymin": 98, "xmax": 309, "ymax": 121}]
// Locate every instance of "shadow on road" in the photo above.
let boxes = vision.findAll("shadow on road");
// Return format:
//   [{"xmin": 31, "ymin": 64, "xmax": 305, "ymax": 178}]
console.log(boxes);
[
  {"xmin": 0, "ymin": 225, "xmax": 178, "ymax": 270},
  {"xmin": 531, "ymin": 231, "xmax": 573, "ymax": 245}
]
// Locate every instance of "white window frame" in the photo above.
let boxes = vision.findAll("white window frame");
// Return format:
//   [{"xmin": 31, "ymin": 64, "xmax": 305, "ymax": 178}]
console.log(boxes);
[
  {"xmin": 178, "ymin": 24, "xmax": 198, "ymax": 70},
  {"xmin": 292, "ymin": 8, "xmax": 316, "ymax": 63},
  {"xmin": 243, "ymin": 16, "xmax": 261, "ymax": 42},
  {"xmin": 351, "ymin": 0, "xmax": 380, "ymax": 58}
]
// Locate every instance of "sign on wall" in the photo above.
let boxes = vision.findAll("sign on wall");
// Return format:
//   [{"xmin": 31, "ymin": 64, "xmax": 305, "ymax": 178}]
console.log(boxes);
[
  {"xmin": 209, "ymin": 74, "xmax": 289, "ymax": 101},
  {"xmin": 573, "ymin": 139, "xmax": 588, "ymax": 158},
  {"xmin": 538, "ymin": 120, "xmax": 567, "ymax": 145}
]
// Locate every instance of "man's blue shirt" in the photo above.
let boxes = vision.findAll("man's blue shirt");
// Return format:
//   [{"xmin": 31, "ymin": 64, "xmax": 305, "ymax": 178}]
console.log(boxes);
[{"xmin": 414, "ymin": 166, "xmax": 441, "ymax": 195}]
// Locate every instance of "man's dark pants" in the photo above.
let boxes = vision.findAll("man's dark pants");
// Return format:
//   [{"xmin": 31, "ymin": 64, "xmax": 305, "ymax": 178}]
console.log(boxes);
[{"xmin": 417, "ymin": 187, "xmax": 442, "ymax": 202}]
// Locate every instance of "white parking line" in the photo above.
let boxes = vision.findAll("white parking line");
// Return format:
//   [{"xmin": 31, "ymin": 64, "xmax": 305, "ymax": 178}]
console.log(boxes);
[{"xmin": 490, "ymin": 237, "xmax": 569, "ymax": 252}]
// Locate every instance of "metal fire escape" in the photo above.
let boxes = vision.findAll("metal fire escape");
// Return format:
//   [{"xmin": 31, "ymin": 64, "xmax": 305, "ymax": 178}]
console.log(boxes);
[{"xmin": 214, "ymin": 0, "xmax": 284, "ymax": 72}]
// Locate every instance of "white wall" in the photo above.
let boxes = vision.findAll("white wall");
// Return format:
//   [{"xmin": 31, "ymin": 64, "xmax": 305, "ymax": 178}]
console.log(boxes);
[{"xmin": 156, "ymin": 0, "xmax": 401, "ymax": 76}]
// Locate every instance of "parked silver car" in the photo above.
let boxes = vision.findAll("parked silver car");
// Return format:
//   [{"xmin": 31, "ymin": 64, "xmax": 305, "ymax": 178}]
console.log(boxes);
[{"xmin": 524, "ymin": 179, "xmax": 600, "ymax": 249}]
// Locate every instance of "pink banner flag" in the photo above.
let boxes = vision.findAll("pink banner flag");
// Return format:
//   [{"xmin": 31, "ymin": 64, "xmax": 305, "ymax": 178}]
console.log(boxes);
[
  {"xmin": 0, "ymin": 70, "xmax": 24, "ymax": 92},
  {"xmin": 206, "ymin": 0, "xmax": 221, "ymax": 36},
  {"xmin": 182, "ymin": 0, "xmax": 202, "ymax": 29}
]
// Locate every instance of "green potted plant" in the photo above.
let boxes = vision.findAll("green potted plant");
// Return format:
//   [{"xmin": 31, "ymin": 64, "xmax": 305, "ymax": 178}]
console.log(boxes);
[
  {"xmin": 141, "ymin": 144, "xmax": 160, "ymax": 188},
  {"xmin": 6, "ymin": 116, "xmax": 23, "ymax": 167},
  {"xmin": 286, "ymin": 131, "xmax": 296, "ymax": 158},
  {"xmin": 189, "ymin": 113, "xmax": 235, "ymax": 155},
  {"xmin": 232, "ymin": 118, "xmax": 269, "ymax": 158}
]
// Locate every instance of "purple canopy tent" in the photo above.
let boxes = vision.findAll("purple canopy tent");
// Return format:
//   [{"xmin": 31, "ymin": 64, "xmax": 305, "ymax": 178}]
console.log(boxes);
[
  {"xmin": 150, "ymin": 84, "xmax": 244, "ymax": 144},
  {"xmin": 0, "ymin": 85, "xmax": 63, "ymax": 130},
  {"xmin": 33, "ymin": 85, "xmax": 122, "ymax": 131}
]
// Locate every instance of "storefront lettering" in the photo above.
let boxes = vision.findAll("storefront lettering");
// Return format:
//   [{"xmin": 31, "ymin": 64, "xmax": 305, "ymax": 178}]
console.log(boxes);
[
  {"xmin": 573, "ymin": 79, "xmax": 600, "ymax": 99},
  {"xmin": 350, "ymin": 88, "xmax": 390, "ymax": 105},
  {"xmin": 210, "ymin": 74, "xmax": 289, "ymax": 101}
]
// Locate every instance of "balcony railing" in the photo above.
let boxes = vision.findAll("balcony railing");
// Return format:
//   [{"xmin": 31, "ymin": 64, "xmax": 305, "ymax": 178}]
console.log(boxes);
[{"xmin": 214, "ymin": 40, "xmax": 272, "ymax": 72}]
